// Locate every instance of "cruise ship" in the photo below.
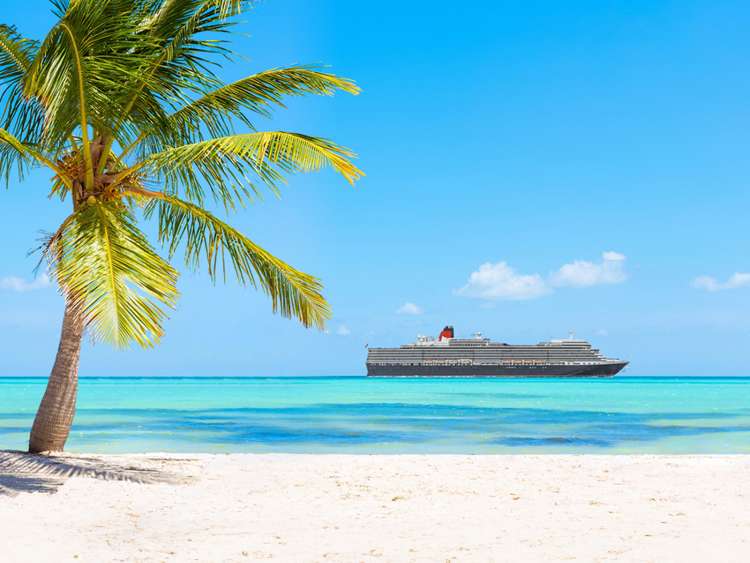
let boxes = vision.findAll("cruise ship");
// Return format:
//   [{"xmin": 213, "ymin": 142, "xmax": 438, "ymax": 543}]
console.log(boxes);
[{"xmin": 366, "ymin": 326, "xmax": 627, "ymax": 377}]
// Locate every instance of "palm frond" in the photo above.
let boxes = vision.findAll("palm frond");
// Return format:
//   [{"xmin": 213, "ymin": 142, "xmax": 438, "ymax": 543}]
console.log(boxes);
[
  {"xmin": 159, "ymin": 66, "xmax": 360, "ymax": 142},
  {"xmin": 0, "ymin": 126, "xmax": 67, "ymax": 186},
  {"xmin": 122, "ymin": 1, "xmax": 256, "ymax": 123},
  {"xmin": 139, "ymin": 131, "xmax": 363, "ymax": 206},
  {"xmin": 96, "ymin": 0, "xmax": 259, "ymax": 168},
  {"xmin": 46, "ymin": 201, "xmax": 179, "ymax": 348},
  {"xmin": 0, "ymin": 24, "xmax": 43, "ymax": 142},
  {"xmin": 0, "ymin": 125, "xmax": 33, "ymax": 183},
  {"xmin": 25, "ymin": 1, "xmax": 158, "ymax": 148},
  {"xmin": 132, "ymin": 187, "xmax": 329, "ymax": 328}
]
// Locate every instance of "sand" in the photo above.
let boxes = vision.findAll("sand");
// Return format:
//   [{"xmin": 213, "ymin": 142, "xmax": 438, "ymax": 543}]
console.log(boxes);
[{"xmin": 1, "ymin": 453, "xmax": 749, "ymax": 562}]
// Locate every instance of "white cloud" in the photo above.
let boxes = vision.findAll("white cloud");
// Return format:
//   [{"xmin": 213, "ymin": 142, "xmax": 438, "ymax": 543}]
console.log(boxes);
[
  {"xmin": 336, "ymin": 324, "xmax": 351, "ymax": 336},
  {"xmin": 602, "ymin": 251, "xmax": 625, "ymax": 261},
  {"xmin": 550, "ymin": 251, "xmax": 627, "ymax": 288},
  {"xmin": 457, "ymin": 251, "xmax": 628, "ymax": 302},
  {"xmin": 456, "ymin": 262, "xmax": 550, "ymax": 301},
  {"xmin": 0, "ymin": 274, "xmax": 51, "ymax": 293},
  {"xmin": 396, "ymin": 302, "xmax": 423, "ymax": 315},
  {"xmin": 692, "ymin": 273, "xmax": 750, "ymax": 292}
]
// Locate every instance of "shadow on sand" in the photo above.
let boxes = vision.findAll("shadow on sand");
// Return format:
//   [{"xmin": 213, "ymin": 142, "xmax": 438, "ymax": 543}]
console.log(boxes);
[{"xmin": 0, "ymin": 450, "xmax": 186, "ymax": 496}]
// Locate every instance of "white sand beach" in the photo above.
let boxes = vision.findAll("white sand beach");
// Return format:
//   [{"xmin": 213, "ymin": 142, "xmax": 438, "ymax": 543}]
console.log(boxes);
[{"xmin": 1, "ymin": 453, "xmax": 749, "ymax": 562}]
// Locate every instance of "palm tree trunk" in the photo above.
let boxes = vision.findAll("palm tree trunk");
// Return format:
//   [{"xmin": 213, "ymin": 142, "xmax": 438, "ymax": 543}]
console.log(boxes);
[{"xmin": 28, "ymin": 299, "xmax": 84, "ymax": 453}]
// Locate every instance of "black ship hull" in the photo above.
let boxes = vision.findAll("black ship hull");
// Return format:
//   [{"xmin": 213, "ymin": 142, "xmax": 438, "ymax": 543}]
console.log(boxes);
[{"xmin": 366, "ymin": 361, "xmax": 627, "ymax": 378}]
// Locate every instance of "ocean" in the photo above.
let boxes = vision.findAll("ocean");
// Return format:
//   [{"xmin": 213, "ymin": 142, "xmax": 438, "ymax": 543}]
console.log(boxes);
[{"xmin": 1, "ymin": 376, "xmax": 749, "ymax": 454}]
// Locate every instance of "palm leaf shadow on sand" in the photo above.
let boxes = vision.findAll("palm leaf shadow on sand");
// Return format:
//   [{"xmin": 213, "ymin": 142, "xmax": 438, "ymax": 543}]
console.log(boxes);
[{"xmin": 0, "ymin": 451, "xmax": 188, "ymax": 496}]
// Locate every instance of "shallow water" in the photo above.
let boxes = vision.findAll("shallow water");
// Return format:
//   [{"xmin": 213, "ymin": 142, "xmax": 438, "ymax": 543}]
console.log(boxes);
[{"xmin": 1, "ymin": 376, "xmax": 749, "ymax": 453}]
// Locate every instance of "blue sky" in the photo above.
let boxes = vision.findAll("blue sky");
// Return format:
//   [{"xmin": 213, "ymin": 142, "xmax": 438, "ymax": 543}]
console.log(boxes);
[{"xmin": 1, "ymin": 0, "xmax": 750, "ymax": 376}]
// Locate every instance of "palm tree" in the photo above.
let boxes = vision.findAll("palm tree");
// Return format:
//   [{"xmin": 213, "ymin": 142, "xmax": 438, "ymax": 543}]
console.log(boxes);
[{"xmin": 0, "ymin": 0, "xmax": 362, "ymax": 453}]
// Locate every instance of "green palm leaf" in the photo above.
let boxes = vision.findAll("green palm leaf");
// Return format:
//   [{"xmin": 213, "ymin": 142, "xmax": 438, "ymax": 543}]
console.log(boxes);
[
  {"xmin": 47, "ymin": 201, "xmax": 179, "ymax": 348},
  {"xmin": 26, "ymin": 1, "xmax": 159, "ymax": 149},
  {"xmin": 0, "ymin": 24, "xmax": 43, "ymax": 142},
  {"xmin": 138, "ymin": 131, "xmax": 363, "ymax": 205},
  {"xmin": 93, "ymin": 0, "xmax": 259, "ymax": 172},
  {"xmin": 162, "ymin": 66, "xmax": 360, "ymax": 140},
  {"xmin": 0, "ymin": 126, "xmax": 68, "ymax": 186},
  {"xmin": 133, "ymin": 187, "xmax": 329, "ymax": 329},
  {"xmin": 0, "ymin": 126, "xmax": 34, "ymax": 181}
]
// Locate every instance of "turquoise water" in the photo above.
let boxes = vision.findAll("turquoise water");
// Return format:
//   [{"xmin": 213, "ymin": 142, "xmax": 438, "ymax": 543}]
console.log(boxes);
[{"xmin": 1, "ymin": 376, "xmax": 750, "ymax": 454}]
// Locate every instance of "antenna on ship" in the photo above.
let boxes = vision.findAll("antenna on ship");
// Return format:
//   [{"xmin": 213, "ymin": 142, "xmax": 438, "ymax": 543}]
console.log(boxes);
[{"xmin": 568, "ymin": 330, "xmax": 576, "ymax": 340}]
